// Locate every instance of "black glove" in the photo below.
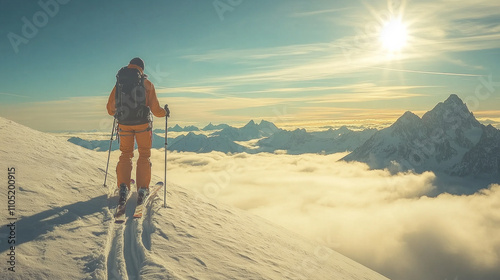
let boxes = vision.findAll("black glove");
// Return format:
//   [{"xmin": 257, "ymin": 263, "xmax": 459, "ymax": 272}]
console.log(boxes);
[{"xmin": 164, "ymin": 104, "xmax": 170, "ymax": 117}]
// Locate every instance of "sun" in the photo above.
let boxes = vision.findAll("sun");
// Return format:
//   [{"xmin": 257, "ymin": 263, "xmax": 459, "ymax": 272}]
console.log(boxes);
[{"xmin": 380, "ymin": 18, "xmax": 408, "ymax": 52}]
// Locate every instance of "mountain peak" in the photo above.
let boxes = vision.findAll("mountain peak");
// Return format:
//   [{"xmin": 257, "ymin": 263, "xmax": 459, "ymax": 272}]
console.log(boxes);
[
  {"xmin": 258, "ymin": 120, "xmax": 279, "ymax": 133},
  {"xmin": 431, "ymin": 94, "xmax": 468, "ymax": 114},
  {"xmin": 336, "ymin": 125, "xmax": 352, "ymax": 134},
  {"xmin": 202, "ymin": 122, "xmax": 215, "ymax": 130},
  {"xmin": 259, "ymin": 120, "xmax": 273, "ymax": 126},
  {"xmin": 422, "ymin": 94, "xmax": 479, "ymax": 129},
  {"xmin": 388, "ymin": 111, "xmax": 424, "ymax": 138},
  {"xmin": 402, "ymin": 111, "xmax": 417, "ymax": 117},
  {"xmin": 243, "ymin": 120, "xmax": 257, "ymax": 128},
  {"xmin": 444, "ymin": 94, "xmax": 463, "ymax": 105},
  {"xmin": 393, "ymin": 111, "xmax": 421, "ymax": 125}
]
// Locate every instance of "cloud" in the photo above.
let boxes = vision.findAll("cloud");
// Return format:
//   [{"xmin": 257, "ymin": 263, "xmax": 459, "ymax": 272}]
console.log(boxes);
[
  {"xmin": 156, "ymin": 86, "xmax": 224, "ymax": 97},
  {"xmin": 0, "ymin": 92, "xmax": 29, "ymax": 98},
  {"xmin": 181, "ymin": 43, "xmax": 335, "ymax": 63},
  {"xmin": 368, "ymin": 66, "xmax": 484, "ymax": 77},
  {"xmin": 290, "ymin": 8, "xmax": 353, "ymax": 18},
  {"xmin": 150, "ymin": 151, "xmax": 500, "ymax": 280}
]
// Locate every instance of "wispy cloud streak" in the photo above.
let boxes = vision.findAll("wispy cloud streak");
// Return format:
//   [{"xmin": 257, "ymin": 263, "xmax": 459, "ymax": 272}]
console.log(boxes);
[
  {"xmin": 368, "ymin": 66, "xmax": 484, "ymax": 77},
  {"xmin": 0, "ymin": 92, "xmax": 28, "ymax": 98}
]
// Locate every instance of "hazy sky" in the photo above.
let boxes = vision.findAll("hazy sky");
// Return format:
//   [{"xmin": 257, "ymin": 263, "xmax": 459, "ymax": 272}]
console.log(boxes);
[{"xmin": 1, "ymin": 0, "xmax": 500, "ymax": 131}]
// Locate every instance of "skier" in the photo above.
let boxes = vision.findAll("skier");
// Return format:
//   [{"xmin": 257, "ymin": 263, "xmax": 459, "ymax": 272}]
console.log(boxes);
[{"xmin": 106, "ymin": 57, "xmax": 170, "ymax": 206}]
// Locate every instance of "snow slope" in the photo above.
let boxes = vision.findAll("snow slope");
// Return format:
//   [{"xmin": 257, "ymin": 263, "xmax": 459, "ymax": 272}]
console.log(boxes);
[{"xmin": 0, "ymin": 117, "xmax": 389, "ymax": 280}]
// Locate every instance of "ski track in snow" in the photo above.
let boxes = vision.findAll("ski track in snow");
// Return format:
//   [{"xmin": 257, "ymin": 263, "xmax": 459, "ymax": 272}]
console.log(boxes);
[
  {"xmin": 123, "ymin": 196, "xmax": 146, "ymax": 280},
  {"xmin": 106, "ymin": 192, "xmax": 142, "ymax": 280},
  {"xmin": 105, "ymin": 188, "xmax": 164, "ymax": 280}
]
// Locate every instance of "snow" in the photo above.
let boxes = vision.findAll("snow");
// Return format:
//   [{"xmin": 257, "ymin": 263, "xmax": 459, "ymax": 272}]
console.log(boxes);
[{"xmin": 0, "ymin": 117, "xmax": 389, "ymax": 280}]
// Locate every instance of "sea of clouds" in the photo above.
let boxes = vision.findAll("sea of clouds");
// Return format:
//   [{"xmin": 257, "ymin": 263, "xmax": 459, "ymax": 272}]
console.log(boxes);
[{"xmin": 146, "ymin": 150, "xmax": 500, "ymax": 280}]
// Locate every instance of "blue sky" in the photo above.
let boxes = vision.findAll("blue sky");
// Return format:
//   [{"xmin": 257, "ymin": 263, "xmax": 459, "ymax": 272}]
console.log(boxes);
[{"xmin": 1, "ymin": 0, "xmax": 499, "ymax": 131}]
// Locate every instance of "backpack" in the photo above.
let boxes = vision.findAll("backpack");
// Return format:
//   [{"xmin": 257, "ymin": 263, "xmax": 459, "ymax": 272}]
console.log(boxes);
[{"xmin": 114, "ymin": 67, "xmax": 150, "ymax": 125}]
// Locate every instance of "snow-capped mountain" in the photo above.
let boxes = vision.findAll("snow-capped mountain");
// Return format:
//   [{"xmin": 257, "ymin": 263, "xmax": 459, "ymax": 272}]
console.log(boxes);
[
  {"xmin": 210, "ymin": 120, "xmax": 280, "ymax": 141},
  {"xmin": 0, "ymin": 116, "xmax": 389, "ymax": 280},
  {"xmin": 163, "ymin": 124, "xmax": 200, "ymax": 132},
  {"xmin": 169, "ymin": 124, "xmax": 184, "ymax": 132},
  {"xmin": 202, "ymin": 122, "xmax": 231, "ymax": 131},
  {"xmin": 342, "ymin": 94, "xmax": 499, "ymax": 178}
]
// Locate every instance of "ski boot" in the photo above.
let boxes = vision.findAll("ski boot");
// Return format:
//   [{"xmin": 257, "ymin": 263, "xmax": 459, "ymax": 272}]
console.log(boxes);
[
  {"xmin": 118, "ymin": 183, "xmax": 129, "ymax": 206},
  {"xmin": 137, "ymin": 187, "xmax": 149, "ymax": 205}
]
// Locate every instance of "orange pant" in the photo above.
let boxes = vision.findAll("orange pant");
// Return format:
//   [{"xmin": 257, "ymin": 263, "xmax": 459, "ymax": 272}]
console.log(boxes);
[{"xmin": 116, "ymin": 123, "xmax": 152, "ymax": 190}]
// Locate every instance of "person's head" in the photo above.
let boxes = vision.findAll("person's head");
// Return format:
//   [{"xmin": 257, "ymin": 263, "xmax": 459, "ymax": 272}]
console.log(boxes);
[{"xmin": 129, "ymin": 57, "xmax": 145, "ymax": 71}]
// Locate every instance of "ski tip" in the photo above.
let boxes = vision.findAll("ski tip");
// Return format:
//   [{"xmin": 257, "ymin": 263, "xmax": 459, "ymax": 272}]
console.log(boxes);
[{"xmin": 156, "ymin": 181, "xmax": 164, "ymax": 187}]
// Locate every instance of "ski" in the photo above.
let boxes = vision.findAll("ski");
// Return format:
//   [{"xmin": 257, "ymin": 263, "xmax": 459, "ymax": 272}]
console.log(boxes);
[
  {"xmin": 114, "ymin": 179, "xmax": 135, "ymax": 223},
  {"xmin": 133, "ymin": 181, "xmax": 164, "ymax": 218}
]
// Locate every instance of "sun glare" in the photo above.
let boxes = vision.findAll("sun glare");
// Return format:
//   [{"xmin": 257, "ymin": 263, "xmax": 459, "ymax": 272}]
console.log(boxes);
[{"xmin": 380, "ymin": 18, "xmax": 408, "ymax": 52}]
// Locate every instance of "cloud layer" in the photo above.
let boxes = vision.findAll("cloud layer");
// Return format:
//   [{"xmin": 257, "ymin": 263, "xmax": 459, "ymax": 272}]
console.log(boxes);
[{"xmin": 148, "ymin": 151, "xmax": 500, "ymax": 280}]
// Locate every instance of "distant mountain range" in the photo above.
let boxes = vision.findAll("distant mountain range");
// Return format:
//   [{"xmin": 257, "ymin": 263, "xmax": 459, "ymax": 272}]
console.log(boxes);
[
  {"xmin": 68, "ymin": 120, "xmax": 377, "ymax": 155},
  {"xmin": 211, "ymin": 120, "xmax": 279, "ymax": 141},
  {"xmin": 257, "ymin": 126, "xmax": 376, "ymax": 154},
  {"xmin": 153, "ymin": 122, "xmax": 231, "ymax": 133},
  {"xmin": 67, "ymin": 94, "xmax": 499, "ymax": 180},
  {"xmin": 168, "ymin": 132, "xmax": 247, "ymax": 153},
  {"xmin": 342, "ymin": 94, "xmax": 500, "ymax": 179},
  {"xmin": 68, "ymin": 131, "xmax": 170, "ymax": 151}
]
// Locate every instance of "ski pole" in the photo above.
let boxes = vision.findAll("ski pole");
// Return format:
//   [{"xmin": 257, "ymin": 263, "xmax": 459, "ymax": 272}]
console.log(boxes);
[
  {"xmin": 103, "ymin": 118, "xmax": 117, "ymax": 187},
  {"xmin": 163, "ymin": 105, "xmax": 169, "ymax": 208}
]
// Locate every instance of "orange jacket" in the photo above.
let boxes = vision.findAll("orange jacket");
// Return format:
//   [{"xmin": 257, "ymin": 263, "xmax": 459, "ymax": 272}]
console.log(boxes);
[{"xmin": 106, "ymin": 64, "xmax": 166, "ymax": 118}]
